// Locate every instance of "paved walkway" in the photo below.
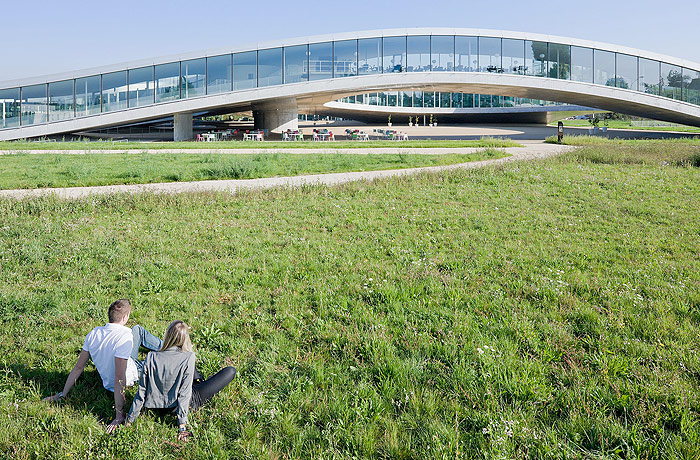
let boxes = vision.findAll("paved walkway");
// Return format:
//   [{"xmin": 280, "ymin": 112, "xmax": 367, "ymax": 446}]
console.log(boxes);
[{"xmin": 0, "ymin": 143, "xmax": 574, "ymax": 200}]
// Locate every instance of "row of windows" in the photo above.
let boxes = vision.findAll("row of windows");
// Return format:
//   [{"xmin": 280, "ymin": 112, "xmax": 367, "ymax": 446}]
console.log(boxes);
[
  {"xmin": 339, "ymin": 92, "xmax": 563, "ymax": 109},
  {"xmin": 2, "ymin": 35, "xmax": 700, "ymax": 129}
]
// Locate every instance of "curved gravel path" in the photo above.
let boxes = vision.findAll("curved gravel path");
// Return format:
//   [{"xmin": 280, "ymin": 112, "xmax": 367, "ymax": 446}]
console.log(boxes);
[{"xmin": 0, "ymin": 142, "xmax": 574, "ymax": 200}]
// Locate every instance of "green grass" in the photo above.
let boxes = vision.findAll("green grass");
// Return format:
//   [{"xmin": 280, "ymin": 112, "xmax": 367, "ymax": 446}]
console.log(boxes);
[
  {"xmin": 0, "ymin": 150, "xmax": 508, "ymax": 190},
  {"xmin": 549, "ymin": 119, "xmax": 700, "ymax": 133},
  {"xmin": 0, "ymin": 137, "xmax": 521, "ymax": 151},
  {"xmin": 1, "ymin": 142, "xmax": 700, "ymax": 459}
]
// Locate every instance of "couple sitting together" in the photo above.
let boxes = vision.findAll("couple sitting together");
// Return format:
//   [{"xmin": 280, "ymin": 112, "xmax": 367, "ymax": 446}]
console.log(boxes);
[{"xmin": 45, "ymin": 299, "xmax": 235, "ymax": 441}]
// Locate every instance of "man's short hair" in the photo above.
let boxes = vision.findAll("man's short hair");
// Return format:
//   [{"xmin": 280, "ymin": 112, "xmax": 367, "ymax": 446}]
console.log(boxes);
[{"xmin": 108, "ymin": 299, "xmax": 131, "ymax": 323}]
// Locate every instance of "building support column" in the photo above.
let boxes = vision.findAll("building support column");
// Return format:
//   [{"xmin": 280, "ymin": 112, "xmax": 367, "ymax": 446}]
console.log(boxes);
[
  {"xmin": 253, "ymin": 98, "xmax": 298, "ymax": 134},
  {"xmin": 173, "ymin": 112, "xmax": 193, "ymax": 141}
]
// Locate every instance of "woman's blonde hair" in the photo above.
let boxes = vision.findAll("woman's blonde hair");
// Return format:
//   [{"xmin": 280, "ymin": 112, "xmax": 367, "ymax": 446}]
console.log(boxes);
[{"xmin": 161, "ymin": 320, "xmax": 193, "ymax": 352}]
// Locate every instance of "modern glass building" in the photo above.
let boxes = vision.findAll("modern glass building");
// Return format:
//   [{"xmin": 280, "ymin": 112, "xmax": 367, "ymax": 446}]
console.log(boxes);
[{"xmin": 2, "ymin": 28, "xmax": 700, "ymax": 139}]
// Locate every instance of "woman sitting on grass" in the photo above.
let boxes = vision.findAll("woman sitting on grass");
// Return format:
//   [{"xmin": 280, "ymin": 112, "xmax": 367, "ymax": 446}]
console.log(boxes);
[{"xmin": 125, "ymin": 320, "xmax": 236, "ymax": 441}]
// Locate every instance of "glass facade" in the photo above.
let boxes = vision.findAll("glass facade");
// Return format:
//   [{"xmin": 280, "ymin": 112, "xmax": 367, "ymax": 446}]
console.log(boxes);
[
  {"xmin": 21, "ymin": 84, "xmax": 47, "ymax": 125},
  {"xmin": 182, "ymin": 58, "xmax": 206, "ymax": 98},
  {"xmin": 102, "ymin": 71, "xmax": 128, "ymax": 112},
  {"xmin": 4, "ymin": 33, "xmax": 700, "ymax": 132},
  {"xmin": 431, "ymin": 35, "xmax": 454, "ymax": 71},
  {"xmin": 75, "ymin": 75, "xmax": 101, "ymax": 117},
  {"xmin": 309, "ymin": 42, "xmax": 333, "ymax": 80},
  {"xmin": 407, "ymin": 35, "xmax": 430, "ymax": 72},
  {"xmin": 0, "ymin": 88, "xmax": 20, "ymax": 128},
  {"xmin": 155, "ymin": 63, "xmax": 180, "ymax": 103},
  {"xmin": 128, "ymin": 66, "xmax": 154, "ymax": 108},
  {"xmin": 383, "ymin": 36, "xmax": 406, "ymax": 73},
  {"xmin": 233, "ymin": 51, "xmax": 257, "ymax": 90},
  {"xmin": 571, "ymin": 46, "xmax": 593, "ymax": 83},
  {"xmin": 207, "ymin": 54, "xmax": 232, "ymax": 94},
  {"xmin": 338, "ymin": 91, "xmax": 564, "ymax": 109},
  {"xmin": 284, "ymin": 45, "xmax": 308, "ymax": 83},
  {"xmin": 333, "ymin": 40, "xmax": 357, "ymax": 78},
  {"xmin": 48, "ymin": 79, "xmax": 75, "ymax": 122}
]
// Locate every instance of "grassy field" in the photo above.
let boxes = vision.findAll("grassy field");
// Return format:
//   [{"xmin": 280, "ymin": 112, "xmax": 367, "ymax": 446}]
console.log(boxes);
[
  {"xmin": 0, "ymin": 138, "xmax": 520, "ymax": 151},
  {"xmin": 549, "ymin": 119, "xmax": 700, "ymax": 133},
  {"xmin": 1, "ymin": 142, "xmax": 699, "ymax": 459},
  {"xmin": 0, "ymin": 150, "xmax": 508, "ymax": 190}
]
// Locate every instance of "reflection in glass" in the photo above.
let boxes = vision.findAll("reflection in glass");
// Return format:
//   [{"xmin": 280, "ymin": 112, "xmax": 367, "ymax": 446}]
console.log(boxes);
[
  {"xmin": 207, "ymin": 54, "xmax": 232, "ymax": 94},
  {"xmin": 0, "ymin": 88, "xmax": 21, "ymax": 128},
  {"xmin": 639, "ymin": 59, "xmax": 660, "ymax": 95},
  {"xmin": 284, "ymin": 45, "xmax": 308, "ymax": 83},
  {"xmin": 548, "ymin": 43, "xmax": 570, "ymax": 79},
  {"xmin": 334, "ymin": 40, "xmax": 357, "ymax": 77},
  {"xmin": 424, "ymin": 91, "xmax": 434, "ymax": 108},
  {"xmin": 258, "ymin": 48, "xmax": 283, "ymax": 87},
  {"xmin": 368, "ymin": 93, "xmax": 378, "ymax": 105},
  {"xmin": 594, "ymin": 50, "xmax": 615, "ymax": 86},
  {"xmin": 526, "ymin": 41, "xmax": 548, "ymax": 77},
  {"xmin": 683, "ymin": 68, "xmax": 700, "ymax": 105},
  {"xmin": 615, "ymin": 54, "xmax": 637, "ymax": 90},
  {"xmin": 407, "ymin": 35, "xmax": 430, "ymax": 72},
  {"xmin": 378, "ymin": 92, "xmax": 387, "ymax": 106},
  {"xmin": 75, "ymin": 75, "xmax": 101, "ymax": 116},
  {"xmin": 439, "ymin": 92, "xmax": 451, "ymax": 108},
  {"xmin": 502, "ymin": 39, "xmax": 525, "ymax": 74},
  {"xmin": 21, "ymin": 84, "xmax": 47, "ymax": 125},
  {"xmin": 309, "ymin": 42, "xmax": 333, "ymax": 80},
  {"xmin": 431, "ymin": 35, "xmax": 454, "ymax": 71},
  {"xmin": 464, "ymin": 94, "xmax": 475, "ymax": 108},
  {"xmin": 383, "ymin": 36, "xmax": 406, "ymax": 73},
  {"xmin": 48, "ymin": 79, "xmax": 75, "ymax": 122},
  {"xmin": 455, "ymin": 36, "xmax": 478, "ymax": 72},
  {"xmin": 452, "ymin": 92, "xmax": 463, "ymax": 108},
  {"xmin": 128, "ymin": 66, "xmax": 154, "ymax": 108},
  {"xmin": 155, "ymin": 63, "xmax": 181, "ymax": 103},
  {"xmin": 387, "ymin": 92, "xmax": 397, "ymax": 106},
  {"xmin": 402, "ymin": 91, "xmax": 413, "ymax": 107},
  {"xmin": 480, "ymin": 94, "xmax": 492, "ymax": 107},
  {"xmin": 103, "ymin": 71, "xmax": 128, "ymax": 111},
  {"xmin": 571, "ymin": 46, "xmax": 593, "ymax": 83},
  {"xmin": 234, "ymin": 51, "xmax": 257, "ymax": 90},
  {"xmin": 479, "ymin": 37, "xmax": 501, "ymax": 73},
  {"xmin": 182, "ymin": 58, "xmax": 206, "ymax": 98},
  {"xmin": 358, "ymin": 38, "xmax": 382, "ymax": 75},
  {"xmin": 661, "ymin": 63, "xmax": 682, "ymax": 100},
  {"xmin": 413, "ymin": 90, "xmax": 423, "ymax": 107}
]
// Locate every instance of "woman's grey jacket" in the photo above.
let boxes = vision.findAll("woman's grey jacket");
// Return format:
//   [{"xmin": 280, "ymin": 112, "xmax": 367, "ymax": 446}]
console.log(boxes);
[{"xmin": 126, "ymin": 346, "xmax": 195, "ymax": 425}]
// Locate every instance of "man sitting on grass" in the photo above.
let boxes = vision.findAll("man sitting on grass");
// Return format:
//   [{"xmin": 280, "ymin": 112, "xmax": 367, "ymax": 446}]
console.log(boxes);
[{"xmin": 44, "ymin": 299, "xmax": 162, "ymax": 433}]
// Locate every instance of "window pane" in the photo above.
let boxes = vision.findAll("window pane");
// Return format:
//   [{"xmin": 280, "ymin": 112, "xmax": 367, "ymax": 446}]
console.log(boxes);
[
  {"xmin": 258, "ymin": 48, "xmax": 282, "ymax": 87},
  {"xmin": 358, "ymin": 38, "xmax": 381, "ymax": 75},
  {"xmin": 155, "ymin": 63, "xmax": 180, "ymax": 103},
  {"xmin": 479, "ymin": 37, "xmax": 501, "ymax": 73},
  {"xmin": 464, "ymin": 94, "xmax": 474, "ymax": 108},
  {"xmin": 452, "ymin": 92, "xmax": 463, "ymax": 108},
  {"xmin": 48, "ymin": 79, "xmax": 74, "ymax": 122},
  {"xmin": 402, "ymin": 91, "xmax": 413, "ymax": 107},
  {"xmin": 334, "ymin": 40, "xmax": 357, "ymax": 77},
  {"xmin": 455, "ymin": 36, "xmax": 478, "ymax": 72},
  {"xmin": 424, "ymin": 91, "xmax": 434, "ymax": 108},
  {"xmin": 661, "ymin": 63, "xmax": 682, "ymax": 100},
  {"xmin": 284, "ymin": 45, "xmax": 308, "ymax": 84},
  {"xmin": 407, "ymin": 35, "xmax": 430, "ymax": 72},
  {"xmin": 378, "ymin": 92, "xmax": 387, "ymax": 105},
  {"xmin": 387, "ymin": 91, "xmax": 397, "ymax": 106},
  {"xmin": 594, "ymin": 49, "xmax": 615, "ymax": 86},
  {"xmin": 548, "ymin": 43, "xmax": 570, "ymax": 79},
  {"xmin": 502, "ymin": 39, "xmax": 525, "ymax": 75},
  {"xmin": 683, "ymin": 68, "xmax": 700, "ymax": 105},
  {"xmin": 309, "ymin": 42, "xmax": 333, "ymax": 80},
  {"xmin": 102, "ymin": 71, "xmax": 128, "ymax": 111},
  {"xmin": 439, "ymin": 92, "xmax": 451, "ymax": 107},
  {"xmin": 383, "ymin": 36, "xmax": 406, "ymax": 73},
  {"xmin": 413, "ymin": 90, "xmax": 423, "ymax": 107},
  {"xmin": 207, "ymin": 54, "xmax": 232, "ymax": 94},
  {"xmin": 639, "ymin": 58, "xmax": 660, "ymax": 95},
  {"xmin": 0, "ymin": 88, "xmax": 21, "ymax": 128},
  {"xmin": 75, "ymin": 75, "xmax": 101, "ymax": 116},
  {"xmin": 21, "ymin": 84, "xmax": 47, "ymax": 125},
  {"xmin": 480, "ymin": 94, "xmax": 492, "ymax": 108},
  {"xmin": 234, "ymin": 51, "xmax": 257, "ymax": 90},
  {"xmin": 128, "ymin": 66, "xmax": 154, "ymax": 108},
  {"xmin": 571, "ymin": 46, "xmax": 593, "ymax": 83},
  {"xmin": 616, "ymin": 54, "xmax": 637, "ymax": 90},
  {"xmin": 526, "ymin": 41, "xmax": 548, "ymax": 77},
  {"xmin": 431, "ymin": 35, "xmax": 454, "ymax": 71},
  {"xmin": 182, "ymin": 58, "xmax": 206, "ymax": 98}
]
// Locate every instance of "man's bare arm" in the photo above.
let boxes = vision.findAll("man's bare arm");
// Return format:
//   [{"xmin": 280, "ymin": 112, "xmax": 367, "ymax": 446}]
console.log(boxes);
[
  {"xmin": 43, "ymin": 350, "xmax": 90, "ymax": 402},
  {"xmin": 106, "ymin": 357, "xmax": 128, "ymax": 433}
]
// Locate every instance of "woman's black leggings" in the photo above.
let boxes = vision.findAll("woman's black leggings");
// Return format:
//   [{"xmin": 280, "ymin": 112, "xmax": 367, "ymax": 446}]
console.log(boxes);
[{"xmin": 189, "ymin": 366, "xmax": 236, "ymax": 411}]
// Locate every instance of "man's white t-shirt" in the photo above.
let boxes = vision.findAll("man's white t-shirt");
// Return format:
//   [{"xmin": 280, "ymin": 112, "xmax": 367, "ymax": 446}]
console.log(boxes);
[{"xmin": 82, "ymin": 323, "xmax": 139, "ymax": 392}]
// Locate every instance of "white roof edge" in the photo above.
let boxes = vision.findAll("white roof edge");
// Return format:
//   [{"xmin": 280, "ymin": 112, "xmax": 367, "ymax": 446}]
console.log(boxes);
[{"xmin": 1, "ymin": 27, "xmax": 699, "ymax": 89}]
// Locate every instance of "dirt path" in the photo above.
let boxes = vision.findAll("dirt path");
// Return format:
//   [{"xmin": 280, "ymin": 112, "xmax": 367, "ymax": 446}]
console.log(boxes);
[{"xmin": 0, "ymin": 143, "xmax": 574, "ymax": 200}]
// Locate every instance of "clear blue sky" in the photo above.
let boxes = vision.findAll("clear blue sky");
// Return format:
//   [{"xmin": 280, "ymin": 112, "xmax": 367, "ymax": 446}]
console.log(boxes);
[{"xmin": 2, "ymin": 0, "xmax": 698, "ymax": 81}]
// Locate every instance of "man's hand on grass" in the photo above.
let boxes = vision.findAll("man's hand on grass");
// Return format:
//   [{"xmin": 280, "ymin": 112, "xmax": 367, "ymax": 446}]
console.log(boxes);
[{"xmin": 106, "ymin": 417, "xmax": 125, "ymax": 434}]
